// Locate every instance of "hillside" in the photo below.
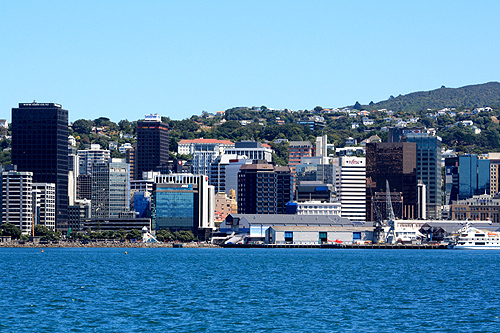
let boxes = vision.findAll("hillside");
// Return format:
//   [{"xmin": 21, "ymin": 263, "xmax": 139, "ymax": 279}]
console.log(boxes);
[{"xmin": 362, "ymin": 82, "xmax": 500, "ymax": 111}]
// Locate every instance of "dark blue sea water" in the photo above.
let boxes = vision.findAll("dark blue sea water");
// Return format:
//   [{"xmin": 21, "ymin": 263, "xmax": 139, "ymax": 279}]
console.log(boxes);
[{"xmin": 1, "ymin": 248, "xmax": 499, "ymax": 332}]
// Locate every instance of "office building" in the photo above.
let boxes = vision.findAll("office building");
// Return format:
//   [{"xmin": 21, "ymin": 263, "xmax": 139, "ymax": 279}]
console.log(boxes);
[
  {"xmin": 77, "ymin": 174, "xmax": 92, "ymax": 200},
  {"xmin": 91, "ymin": 159, "xmax": 130, "ymax": 218},
  {"xmin": 224, "ymin": 141, "xmax": 273, "ymax": 163},
  {"xmin": 445, "ymin": 155, "xmax": 490, "ymax": 204},
  {"xmin": 125, "ymin": 143, "xmax": 137, "ymax": 181},
  {"xmin": 237, "ymin": 163, "xmax": 292, "ymax": 214},
  {"xmin": 295, "ymin": 182, "xmax": 336, "ymax": 203},
  {"xmin": 488, "ymin": 153, "xmax": 500, "ymax": 196},
  {"xmin": 210, "ymin": 155, "xmax": 249, "ymax": 193},
  {"xmin": 32, "ymin": 183, "xmax": 56, "ymax": 230},
  {"xmin": 389, "ymin": 127, "xmax": 442, "ymax": 219},
  {"xmin": 189, "ymin": 139, "xmax": 235, "ymax": 176},
  {"xmin": 449, "ymin": 194, "xmax": 500, "ymax": 222},
  {"xmin": 337, "ymin": 156, "xmax": 366, "ymax": 223},
  {"xmin": 151, "ymin": 174, "xmax": 215, "ymax": 239},
  {"xmin": 78, "ymin": 144, "xmax": 110, "ymax": 175},
  {"xmin": 11, "ymin": 102, "xmax": 69, "ymax": 230},
  {"xmin": 295, "ymin": 156, "xmax": 338, "ymax": 186},
  {"xmin": 366, "ymin": 142, "xmax": 417, "ymax": 221},
  {"xmin": 136, "ymin": 114, "xmax": 169, "ymax": 176},
  {"xmin": 68, "ymin": 199, "xmax": 91, "ymax": 231},
  {"xmin": 288, "ymin": 141, "xmax": 314, "ymax": 173},
  {"xmin": 178, "ymin": 138, "xmax": 234, "ymax": 155},
  {"xmin": 68, "ymin": 153, "xmax": 79, "ymax": 205},
  {"xmin": 1, "ymin": 169, "xmax": 33, "ymax": 234}
]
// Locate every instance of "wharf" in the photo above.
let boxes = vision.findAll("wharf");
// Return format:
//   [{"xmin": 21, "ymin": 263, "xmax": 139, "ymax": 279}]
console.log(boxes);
[{"xmin": 222, "ymin": 243, "xmax": 449, "ymax": 249}]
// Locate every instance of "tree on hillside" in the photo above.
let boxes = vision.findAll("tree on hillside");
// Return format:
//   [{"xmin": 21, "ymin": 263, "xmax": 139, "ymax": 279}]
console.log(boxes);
[{"xmin": 72, "ymin": 119, "xmax": 93, "ymax": 135}]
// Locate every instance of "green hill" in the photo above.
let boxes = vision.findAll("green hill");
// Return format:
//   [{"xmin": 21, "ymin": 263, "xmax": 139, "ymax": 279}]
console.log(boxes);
[{"xmin": 362, "ymin": 82, "xmax": 500, "ymax": 111}]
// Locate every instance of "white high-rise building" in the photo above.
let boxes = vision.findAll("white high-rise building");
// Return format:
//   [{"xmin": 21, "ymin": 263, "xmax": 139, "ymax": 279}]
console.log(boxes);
[
  {"xmin": 33, "ymin": 183, "xmax": 56, "ymax": 230},
  {"xmin": 338, "ymin": 156, "xmax": 366, "ymax": 223},
  {"xmin": 78, "ymin": 144, "xmax": 111, "ymax": 175},
  {"xmin": 315, "ymin": 135, "xmax": 328, "ymax": 157},
  {"xmin": 2, "ymin": 169, "xmax": 33, "ymax": 234},
  {"xmin": 68, "ymin": 154, "xmax": 79, "ymax": 205}
]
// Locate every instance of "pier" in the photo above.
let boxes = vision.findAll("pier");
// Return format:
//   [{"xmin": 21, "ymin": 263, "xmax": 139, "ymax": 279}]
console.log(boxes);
[{"xmin": 222, "ymin": 243, "xmax": 449, "ymax": 249}]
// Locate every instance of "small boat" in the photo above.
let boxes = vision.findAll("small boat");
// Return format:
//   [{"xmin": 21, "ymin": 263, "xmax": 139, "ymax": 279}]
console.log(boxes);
[{"xmin": 454, "ymin": 224, "xmax": 500, "ymax": 250}]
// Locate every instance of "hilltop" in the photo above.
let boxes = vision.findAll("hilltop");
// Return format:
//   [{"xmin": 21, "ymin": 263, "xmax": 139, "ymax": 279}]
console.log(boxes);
[{"xmin": 360, "ymin": 82, "xmax": 500, "ymax": 111}]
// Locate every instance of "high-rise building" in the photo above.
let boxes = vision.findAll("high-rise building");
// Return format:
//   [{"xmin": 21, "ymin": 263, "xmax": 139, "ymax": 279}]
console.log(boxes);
[
  {"xmin": 91, "ymin": 159, "xmax": 130, "ymax": 218},
  {"xmin": 366, "ymin": 142, "xmax": 417, "ymax": 221},
  {"xmin": 1, "ymin": 168, "xmax": 33, "ymax": 234},
  {"xmin": 189, "ymin": 139, "xmax": 235, "ymax": 176},
  {"xmin": 209, "ymin": 154, "xmax": 249, "ymax": 193},
  {"xmin": 295, "ymin": 156, "xmax": 338, "ymax": 186},
  {"xmin": 78, "ymin": 144, "xmax": 110, "ymax": 175},
  {"xmin": 136, "ymin": 114, "xmax": 169, "ymax": 177},
  {"xmin": 337, "ymin": 156, "xmax": 366, "ymax": 223},
  {"xmin": 77, "ymin": 174, "xmax": 92, "ymax": 200},
  {"xmin": 32, "ymin": 183, "xmax": 56, "ymax": 230},
  {"xmin": 488, "ymin": 153, "xmax": 500, "ymax": 196},
  {"xmin": 68, "ymin": 153, "xmax": 79, "ymax": 205},
  {"xmin": 237, "ymin": 163, "xmax": 292, "ymax": 214},
  {"xmin": 11, "ymin": 102, "xmax": 69, "ymax": 230},
  {"xmin": 288, "ymin": 141, "xmax": 314, "ymax": 173},
  {"xmin": 151, "ymin": 174, "xmax": 215, "ymax": 239},
  {"xmin": 389, "ymin": 128, "xmax": 443, "ymax": 219},
  {"xmin": 68, "ymin": 199, "xmax": 91, "ymax": 231},
  {"xmin": 125, "ymin": 143, "xmax": 137, "ymax": 180},
  {"xmin": 445, "ymin": 155, "xmax": 490, "ymax": 204}
]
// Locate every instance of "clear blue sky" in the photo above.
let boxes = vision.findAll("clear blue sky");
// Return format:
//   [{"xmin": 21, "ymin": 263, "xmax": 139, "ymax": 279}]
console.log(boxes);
[{"xmin": 1, "ymin": 0, "xmax": 499, "ymax": 123}]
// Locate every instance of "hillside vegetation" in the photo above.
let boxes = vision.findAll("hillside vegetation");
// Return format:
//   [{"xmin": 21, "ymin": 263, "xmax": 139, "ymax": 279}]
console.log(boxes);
[{"xmin": 362, "ymin": 82, "xmax": 500, "ymax": 111}]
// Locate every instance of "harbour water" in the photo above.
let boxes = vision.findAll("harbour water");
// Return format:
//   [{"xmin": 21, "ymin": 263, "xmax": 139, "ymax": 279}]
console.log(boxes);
[{"xmin": 1, "ymin": 248, "xmax": 499, "ymax": 332}]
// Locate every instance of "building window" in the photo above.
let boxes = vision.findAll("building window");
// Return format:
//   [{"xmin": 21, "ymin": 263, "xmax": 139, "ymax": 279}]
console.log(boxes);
[
  {"xmin": 319, "ymin": 232, "xmax": 327, "ymax": 244},
  {"xmin": 353, "ymin": 232, "xmax": 361, "ymax": 240},
  {"xmin": 284, "ymin": 231, "xmax": 293, "ymax": 244}
]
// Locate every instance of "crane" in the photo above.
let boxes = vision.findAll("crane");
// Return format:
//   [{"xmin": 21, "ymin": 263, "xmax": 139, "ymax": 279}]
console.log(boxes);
[{"xmin": 385, "ymin": 180, "xmax": 397, "ymax": 244}]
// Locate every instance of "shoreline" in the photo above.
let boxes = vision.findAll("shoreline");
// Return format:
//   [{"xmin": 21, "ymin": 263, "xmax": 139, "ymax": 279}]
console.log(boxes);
[{"xmin": 0, "ymin": 241, "xmax": 221, "ymax": 249}]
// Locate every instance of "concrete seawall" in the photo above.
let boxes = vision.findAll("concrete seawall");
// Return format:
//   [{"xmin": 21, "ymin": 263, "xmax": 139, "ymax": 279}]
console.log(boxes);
[{"xmin": 222, "ymin": 243, "xmax": 449, "ymax": 249}]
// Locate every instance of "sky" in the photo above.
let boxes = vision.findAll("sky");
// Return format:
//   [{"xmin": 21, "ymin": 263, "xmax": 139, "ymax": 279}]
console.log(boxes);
[{"xmin": 1, "ymin": 0, "xmax": 499, "ymax": 123}]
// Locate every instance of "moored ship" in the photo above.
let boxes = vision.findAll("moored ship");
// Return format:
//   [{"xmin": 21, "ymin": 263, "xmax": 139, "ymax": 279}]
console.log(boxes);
[{"xmin": 454, "ymin": 224, "xmax": 500, "ymax": 250}]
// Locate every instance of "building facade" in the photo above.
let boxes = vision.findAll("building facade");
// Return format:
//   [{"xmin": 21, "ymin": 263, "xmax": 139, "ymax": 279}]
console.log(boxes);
[
  {"xmin": 288, "ymin": 141, "xmax": 314, "ymax": 174},
  {"xmin": 78, "ymin": 144, "xmax": 110, "ymax": 175},
  {"xmin": 32, "ymin": 183, "xmax": 56, "ymax": 230},
  {"xmin": 2, "ymin": 169, "xmax": 33, "ymax": 234},
  {"xmin": 338, "ymin": 156, "xmax": 366, "ymax": 223},
  {"xmin": 151, "ymin": 174, "xmax": 215, "ymax": 238},
  {"xmin": 224, "ymin": 141, "xmax": 273, "ymax": 163},
  {"xmin": 237, "ymin": 163, "xmax": 293, "ymax": 215},
  {"xmin": 389, "ymin": 128, "xmax": 443, "ymax": 219},
  {"xmin": 366, "ymin": 142, "xmax": 417, "ymax": 221},
  {"xmin": 445, "ymin": 155, "xmax": 490, "ymax": 204},
  {"xmin": 136, "ymin": 115, "xmax": 169, "ymax": 177},
  {"xmin": 91, "ymin": 160, "xmax": 130, "ymax": 218},
  {"xmin": 11, "ymin": 102, "xmax": 69, "ymax": 229}
]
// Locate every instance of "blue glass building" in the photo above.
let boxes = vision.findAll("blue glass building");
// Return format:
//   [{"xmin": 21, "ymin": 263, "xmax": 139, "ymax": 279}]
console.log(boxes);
[
  {"xmin": 389, "ymin": 128, "xmax": 442, "ymax": 219},
  {"xmin": 445, "ymin": 155, "xmax": 490, "ymax": 204},
  {"xmin": 151, "ymin": 174, "xmax": 214, "ymax": 238}
]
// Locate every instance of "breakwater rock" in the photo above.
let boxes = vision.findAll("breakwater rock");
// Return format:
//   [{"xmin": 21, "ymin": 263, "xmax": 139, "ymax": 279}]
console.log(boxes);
[{"xmin": 0, "ymin": 241, "xmax": 220, "ymax": 248}]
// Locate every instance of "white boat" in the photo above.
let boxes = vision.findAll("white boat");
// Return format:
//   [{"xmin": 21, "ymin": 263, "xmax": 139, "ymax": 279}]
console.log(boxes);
[{"xmin": 454, "ymin": 224, "xmax": 500, "ymax": 250}]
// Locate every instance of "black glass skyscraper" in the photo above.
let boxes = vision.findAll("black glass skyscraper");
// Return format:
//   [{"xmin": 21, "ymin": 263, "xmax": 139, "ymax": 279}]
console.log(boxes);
[
  {"xmin": 366, "ymin": 142, "xmax": 417, "ymax": 221},
  {"xmin": 136, "ymin": 117, "xmax": 169, "ymax": 179},
  {"xmin": 12, "ymin": 102, "xmax": 69, "ymax": 230}
]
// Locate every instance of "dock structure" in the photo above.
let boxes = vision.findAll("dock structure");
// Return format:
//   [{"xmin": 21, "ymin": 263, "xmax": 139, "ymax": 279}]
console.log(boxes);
[{"xmin": 222, "ymin": 243, "xmax": 448, "ymax": 249}]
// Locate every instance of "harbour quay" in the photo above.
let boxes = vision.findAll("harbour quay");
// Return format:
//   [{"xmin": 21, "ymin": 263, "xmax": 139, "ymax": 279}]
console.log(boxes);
[{"xmin": 222, "ymin": 243, "xmax": 448, "ymax": 249}]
